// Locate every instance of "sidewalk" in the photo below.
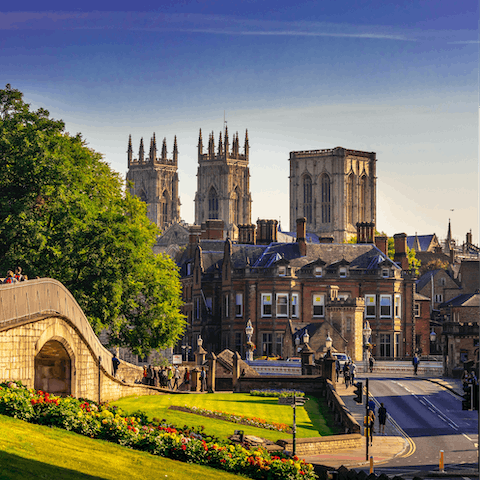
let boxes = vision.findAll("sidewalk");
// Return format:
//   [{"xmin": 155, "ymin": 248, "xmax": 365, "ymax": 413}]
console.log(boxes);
[{"xmin": 302, "ymin": 376, "xmax": 409, "ymax": 469}]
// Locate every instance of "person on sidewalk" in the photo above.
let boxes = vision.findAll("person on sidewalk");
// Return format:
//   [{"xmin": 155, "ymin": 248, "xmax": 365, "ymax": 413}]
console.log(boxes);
[
  {"xmin": 369, "ymin": 356, "xmax": 375, "ymax": 373},
  {"xmin": 173, "ymin": 365, "xmax": 180, "ymax": 390},
  {"xmin": 378, "ymin": 403, "xmax": 387, "ymax": 435},
  {"xmin": 335, "ymin": 359, "xmax": 340, "ymax": 382},
  {"xmin": 413, "ymin": 354, "xmax": 419, "ymax": 375},
  {"xmin": 367, "ymin": 409, "xmax": 375, "ymax": 446},
  {"xmin": 349, "ymin": 361, "xmax": 356, "ymax": 384}
]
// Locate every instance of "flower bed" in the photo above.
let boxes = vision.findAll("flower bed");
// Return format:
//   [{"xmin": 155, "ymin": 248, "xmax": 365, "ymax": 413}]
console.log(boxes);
[
  {"xmin": 250, "ymin": 389, "xmax": 305, "ymax": 398},
  {"xmin": 0, "ymin": 382, "xmax": 316, "ymax": 480},
  {"xmin": 170, "ymin": 405, "xmax": 292, "ymax": 433}
]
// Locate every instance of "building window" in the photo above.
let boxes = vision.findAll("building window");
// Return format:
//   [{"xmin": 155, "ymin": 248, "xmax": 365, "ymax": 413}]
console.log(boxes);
[
  {"xmin": 224, "ymin": 294, "xmax": 229, "ymax": 318},
  {"xmin": 439, "ymin": 277, "xmax": 446, "ymax": 286},
  {"xmin": 346, "ymin": 317, "xmax": 351, "ymax": 331},
  {"xmin": 321, "ymin": 173, "xmax": 331, "ymax": 224},
  {"xmin": 434, "ymin": 294, "xmax": 443, "ymax": 303},
  {"xmin": 314, "ymin": 266, "xmax": 322, "ymax": 277},
  {"xmin": 379, "ymin": 333, "xmax": 391, "ymax": 357},
  {"xmin": 161, "ymin": 191, "xmax": 168, "ymax": 227},
  {"xmin": 339, "ymin": 267, "xmax": 347, "ymax": 278},
  {"xmin": 359, "ymin": 175, "xmax": 367, "ymax": 223},
  {"xmin": 365, "ymin": 295, "xmax": 376, "ymax": 317},
  {"xmin": 222, "ymin": 333, "xmax": 229, "ymax": 350},
  {"xmin": 235, "ymin": 332, "xmax": 242, "ymax": 354},
  {"xmin": 208, "ymin": 187, "xmax": 219, "ymax": 219},
  {"xmin": 235, "ymin": 293, "xmax": 243, "ymax": 317},
  {"xmin": 232, "ymin": 188, "xmax": 240, "ymax": 225},
  {"xmin": 460, "ymin": 350, "xmax": 469, "ymax": 363},
  {"xmin": 346, "ymin": 173, "xmax": 354, "ymax": 225},
  {"xmin": 275, "ymin": 333, "xmax": 284, "ymax": 356},
  {"xmin": 303, "ymin": 175, "xmax": 312, "ymax": 223},
  {"xmin": 194, "ymin": 297, "xmax": 200, "ymax": 321},
  {"xmin": 262, "ymin": 333, "xmax": 273, "ymax": 357},
  {"xmin": 395, "ymin": 333, "xmax": 401, "ymax": 357},
  {"xmin": 394, "ymin": 294, "xmax": 401, "ymax": 318},
  {"xmin": 261, "ymin": 294, "xmax": 272, "ymax": 317},
  {"xmin": 313, "ymin": 294, "xmax": 325, "ymax": 317},
  {"xmin": 291, "ymin": 293, "xmax": 299, "ymax": 318},
  {"xmin": 380, "ymin": 295, "xmax": 392, "ymax": 318},
  {"xmin": 276, "ymin": 294, "xmax": 289, "ymax": 317},
  {"xmin": 205, "ymin": 297, "xmax": 212, "ymax": 315},
  {"xmin": 414, "ymin": 302, "xmax": 420, "ymax": 317},
  {"xmin": 278, "ymin": 266, "xmax": 286, "ymax": 276},
  {"xmin": 186, "ymin": 263, "xmax": 192, "ymax": 275},
  {"xmin": 382, "ymin": 269, "xmax": 389, "ymax": 278}
]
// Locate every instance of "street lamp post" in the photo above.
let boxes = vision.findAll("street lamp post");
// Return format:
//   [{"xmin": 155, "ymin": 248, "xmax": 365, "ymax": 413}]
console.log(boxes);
[
  {"xmin": 430, "ymin": 329, "xmax": 437, "ymax": 356},
  {"xmin": 363, "ymin": 321, "xmax": 372, "ymax": 372},
  {"xmin": 325, "ymin": 332, "xmax": 333, "ymax": 356},
  {"xmin": 182, "ymin": 344, "xmax": 191, "ymax": 361},
  {"xmin": 245, "ymin": 319, "xmax": 254, "ymax": 362}
]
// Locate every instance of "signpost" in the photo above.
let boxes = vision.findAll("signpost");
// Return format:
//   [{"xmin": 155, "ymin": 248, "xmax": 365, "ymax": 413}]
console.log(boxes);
[{"xmin": 278, "ymin": 395, "xmax": 307, "ymax": 456}]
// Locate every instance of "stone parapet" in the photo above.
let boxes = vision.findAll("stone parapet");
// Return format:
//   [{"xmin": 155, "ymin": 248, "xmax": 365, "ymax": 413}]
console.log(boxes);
[{"xmin": 276, "ymin": 433, "xmax": 363, "ymax": 455}]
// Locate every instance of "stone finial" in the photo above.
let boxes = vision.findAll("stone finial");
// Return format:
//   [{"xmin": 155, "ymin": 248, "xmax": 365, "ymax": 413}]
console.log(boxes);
[{"xmin": 138, "ymin": 137, "xmax": 145, "ymax": 162}]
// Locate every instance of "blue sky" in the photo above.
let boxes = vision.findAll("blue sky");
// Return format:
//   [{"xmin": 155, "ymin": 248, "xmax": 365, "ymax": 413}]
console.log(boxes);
[{"xmin": 1, "ymin": 1, "xmax": 478, "ymax": 244}]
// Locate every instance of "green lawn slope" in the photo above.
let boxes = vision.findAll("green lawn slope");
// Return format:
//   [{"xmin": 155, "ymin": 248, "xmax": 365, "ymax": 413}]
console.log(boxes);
[
  {"xmin": 0, "ymin": 414, "xmax": 247, "ymax": 480},
  {"xmin": 113, "ymin": 393, "xmax": 338, "ymax": 442}
]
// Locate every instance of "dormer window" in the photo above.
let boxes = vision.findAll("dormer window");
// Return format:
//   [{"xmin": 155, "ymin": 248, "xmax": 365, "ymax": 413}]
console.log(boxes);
[
  {"xmin": 187, "ymin": 263, "xmax": 193, "ymax": 275},
  {"xmin": 339, "ymin": 267, "xmax": 347, "ymax": 278},
  {"xmin": 278, "ymin": 266, "xmax": 286, "ymax": 276},
  {"xmin": 382, "ymin": 269, "xmax": 389, "ymax": 278},
  {"xmin": 315, "ymin": 266, "xmax": 323, "ymax": 277}
]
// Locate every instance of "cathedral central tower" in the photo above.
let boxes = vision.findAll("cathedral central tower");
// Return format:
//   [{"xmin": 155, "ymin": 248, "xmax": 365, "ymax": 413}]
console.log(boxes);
[{"xmin": 194, "ymin": 127, "xmax": 252, "ymax": 234}]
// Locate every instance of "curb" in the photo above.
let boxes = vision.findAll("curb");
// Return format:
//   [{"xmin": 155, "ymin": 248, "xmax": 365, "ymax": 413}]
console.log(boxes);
[{"xmin": 425, "ymin": 378, "xmax": 463, "ymax": 397}]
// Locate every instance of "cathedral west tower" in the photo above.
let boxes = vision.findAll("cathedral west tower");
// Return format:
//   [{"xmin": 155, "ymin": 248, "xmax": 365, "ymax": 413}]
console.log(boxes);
[
  {"xmin": 289, "ymin": 147, "xmax": 376, "ymax": 243},
  {"xmin": 126, "ymin": 134, "xmax": 180, "ymax": 232},
  {"xmin": 195, "ymin": 127, "xmax": 252, "ymax": 234}
]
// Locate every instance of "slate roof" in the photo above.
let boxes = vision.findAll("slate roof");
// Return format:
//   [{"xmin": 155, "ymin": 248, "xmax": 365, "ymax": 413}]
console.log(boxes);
[
  {"xmin": 416, "ymin": 270, "xmax": 441, "ymax": 291},
  {"xmin": 407, "ymin": 234, "xmax": 437, "ymax": 252},
  {"xmin": 439, "ymin": 293, "xmax": 479, "ymax": 308}
]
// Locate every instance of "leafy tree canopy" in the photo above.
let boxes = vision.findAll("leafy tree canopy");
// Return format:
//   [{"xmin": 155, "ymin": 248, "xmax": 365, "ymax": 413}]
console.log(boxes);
[{"xmin": 0, "ymin": 84, "xmax": 185, "ymax": 355}]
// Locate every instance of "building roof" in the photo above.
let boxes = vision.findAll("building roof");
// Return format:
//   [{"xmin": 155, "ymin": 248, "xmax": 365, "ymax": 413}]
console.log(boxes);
[
  {"xmin": 407, "ymin": 234, "xmax": 438, "ymax": 252},
  {"xmin": 439, "ymin": 293, "xmax": 480, "ymax": 308},
  {"xmin": 414, "ymin": 292, "xmax": 431, "ymax": 301}
]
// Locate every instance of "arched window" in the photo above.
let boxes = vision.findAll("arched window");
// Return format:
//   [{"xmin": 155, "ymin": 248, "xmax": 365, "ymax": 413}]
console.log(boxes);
[
  {"xmin": 359, "ymin": 175, "xmax": 367, "ymax": 222},
  {"xmin": 303, "ymin": 175, "xmax": 312, "ymax": 223},
  {"xmin": 320, "ymin": 173, "xmax": 331, "ymax": 223},
  {"xmin": 139, "ymin": 189, "xmax": 148, "ymax": 203},
  {"xmin": 161, "ymin": 191, "xmax": 169, "ymax": 226},
  {"xmin": 208, "ymin": 187, "xmax": 219, "ymax": 219},
  {"xmin": 346, "ymin": 173, "xmax": 354, "ymax": 225}
]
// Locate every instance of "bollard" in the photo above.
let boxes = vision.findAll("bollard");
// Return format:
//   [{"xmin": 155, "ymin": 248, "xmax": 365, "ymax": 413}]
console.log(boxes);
[
  {"xmin": 439, "ymin": 450, "xmax": 444, "ymax": 472},
  {"xmin": 370, "ymin": 456, "xmax": 374, "ymax": 474}
]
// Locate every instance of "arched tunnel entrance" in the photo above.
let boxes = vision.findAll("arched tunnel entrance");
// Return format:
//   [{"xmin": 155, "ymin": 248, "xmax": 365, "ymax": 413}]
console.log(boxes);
[{"xmin": 34, "ymin": 340, "xmax": 72, "ymax": 395}]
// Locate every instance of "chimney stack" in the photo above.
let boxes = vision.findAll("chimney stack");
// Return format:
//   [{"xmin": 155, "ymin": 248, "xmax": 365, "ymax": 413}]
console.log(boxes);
[
  {"xmin": 375, "ymin": 235, "xmax": 388, "ymax": 256},
  {"xmin": 238, "ymin": 224, "xmax": 256, "ymax": 245},
  {"xmin": 393, "ymin": 233, "xmax": 409, "ymax": 270},
  {"xmin": 256, "ymin": 219, "xmax": 278, "ymax": 245},
  {"xmin": 201, "ymin": 220, "xmax": 225, "ymax": 240},
  {"xmin": 296, "ymin": 217, "xmax": 307, "ymax": 256}
]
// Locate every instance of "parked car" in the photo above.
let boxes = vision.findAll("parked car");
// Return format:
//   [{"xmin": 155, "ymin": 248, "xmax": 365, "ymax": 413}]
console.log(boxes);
[{"xmin": 331, "ymin": 352, "xmax": 348, "ymax": 369}]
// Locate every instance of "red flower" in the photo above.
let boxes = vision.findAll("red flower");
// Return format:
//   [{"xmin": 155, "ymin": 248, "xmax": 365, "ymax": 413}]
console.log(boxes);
[
  {"xmin": 181, "ymin": 445, "xmax": 187, "ymax": 451},
  {"xmin": 30, "ymin": 399, "xmax": 36, "ymax": 405},
  {"xmin": 220, "ymin": 459, "xmax": 226, "ymax": 463}
]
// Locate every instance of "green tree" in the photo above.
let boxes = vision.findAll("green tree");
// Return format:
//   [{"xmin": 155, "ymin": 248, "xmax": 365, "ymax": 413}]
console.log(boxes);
[{"xmin": 0, "ymin": 84, "xmax": 185, "ymax": 355}]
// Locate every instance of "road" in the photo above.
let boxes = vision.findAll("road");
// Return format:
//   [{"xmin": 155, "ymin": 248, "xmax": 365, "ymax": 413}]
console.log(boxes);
[{"xmin": 360, "ymin": 376, "xmax": 478, "ymax": 477}]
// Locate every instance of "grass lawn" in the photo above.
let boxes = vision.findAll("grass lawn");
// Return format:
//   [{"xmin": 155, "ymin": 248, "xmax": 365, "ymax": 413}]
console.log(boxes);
[
  {"xmin": 0, "ymin": 414, "xmax": 247, "ymax": 480},
  {"xmin": 113, "ymin": 393, "xmax": 339, "ymax": 442}
]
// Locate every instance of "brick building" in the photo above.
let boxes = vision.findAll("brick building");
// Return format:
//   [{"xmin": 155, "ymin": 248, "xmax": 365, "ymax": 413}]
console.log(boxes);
[{"xmin": 176, "ymin": 219, "xmax": 420, "ymax": 361}]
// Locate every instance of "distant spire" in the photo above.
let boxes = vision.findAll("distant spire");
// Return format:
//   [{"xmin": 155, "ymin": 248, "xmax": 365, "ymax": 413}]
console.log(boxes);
[
  {"xmin": 139, "ymin": 138, "xmax": 145, "ymax": 162},
  {"xmin": 173, "ymin": 135, "xmax": 178, "ymax": 163},
  {"xmin": 244, "ymin": 129, "xmax": 249, "ymax": 159},
  {"xmin": 208, "ymin": 132, "xmax": 214, "ymax": 158},
  {"xmin": 413, "ymin": 232, "xmax": 421, "ymax": 252},
  {"xmin": 218, "ymin": 131, "xmax": 223, "ymax": 155},
  {"xmin": 149, "ymin": 134, "xmax": 157, "ymax": 162},
  {"xmin": 198, "ymin": 128, "xmax": 203, "ymax": 155},
  {"xmin": 162, "ymin": 137, "xmax": 167, "ymax": 160},
  {"xmin": 224, "ymin": 125, "xmax": 229, "ymax": 156},
  {"xmin": 127, "ymin": 134, "xmax": 133, "ymax": 166},
  {"xmin": 446, "ymin": 218, "xmax": 452, "ymax": 249}
]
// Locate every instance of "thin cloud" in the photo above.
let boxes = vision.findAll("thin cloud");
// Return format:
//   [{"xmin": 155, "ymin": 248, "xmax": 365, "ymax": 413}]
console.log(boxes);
[{"xmin": 0, "ymin": 11, "xmax": 471, "ymax": 43}]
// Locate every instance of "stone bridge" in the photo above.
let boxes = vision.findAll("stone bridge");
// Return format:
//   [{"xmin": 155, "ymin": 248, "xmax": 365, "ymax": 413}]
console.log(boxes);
[{"xmin": 0, "ymin": 278, "xmax": 158, "ymax": 401}]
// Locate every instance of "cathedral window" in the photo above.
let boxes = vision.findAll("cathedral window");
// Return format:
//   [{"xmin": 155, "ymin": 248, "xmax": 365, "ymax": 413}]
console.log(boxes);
[
  {"xmin": 359, "ymin": 175, "xmax": 367, "ymax": 222},
  {"xmin": 320, "ymin": 173, "xmax": 331, "ymax": 223},
  {"xmin": 208, "ymin": 187, "xmax": 219, "ymax": 219},
  {"xmin": 303, "ymin": 175, "xmax": 312, "ymax": 223},
  {"xmin": 346, "ymin": 173, "xmax": 355, "ymax": 225},
  {"xmin": 161, "ymin": 191, "xmax": 168, "ymax": 227},
  {"xmin": 232, "ymin": 188, "xmax": 240, "ymax": 225}
]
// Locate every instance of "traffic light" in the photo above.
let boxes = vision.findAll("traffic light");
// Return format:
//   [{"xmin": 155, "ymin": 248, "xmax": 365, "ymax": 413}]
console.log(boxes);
[
  {"xmin": 462, "ymin": 383, "xmax": 472, "ymax": 410},
  {"xmin": 354, "ymin": 381, "xmax": 363, "ymax": 404}
]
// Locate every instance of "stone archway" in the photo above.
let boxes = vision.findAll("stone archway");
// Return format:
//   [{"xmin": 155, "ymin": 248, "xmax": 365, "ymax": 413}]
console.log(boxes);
[{"xmin": 34, "ymin": 340, "xmax": 72, "ymax": 395}]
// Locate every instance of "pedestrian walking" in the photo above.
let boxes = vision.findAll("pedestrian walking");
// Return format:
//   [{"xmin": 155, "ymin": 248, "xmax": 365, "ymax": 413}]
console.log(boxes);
[
  {"xmin": 183, "ymin": 367, "xmax": 190, "ymax": 390},
  {"xmin": 146, "ymin": 365, "xmax": 154, "ymax": 386},
  {"xmin": 378, "ymin": 402, "xmax": 387, "ymax": 435},
  {"xmin": 173, "ymin": 365, "xmax": 180, "ymax": 390},
  {"xmin": 142, "ymin": 365, "xmax": 148, "ymax": 384},
  {"xmin": 367, "ymin": 409, "xmax": 375, "ymax": 446},
  {"xmin": 167, "ymin": 366, "xmax": 173, "ymax": 389},
  {"xmin": 349, "ymin": 361, "xmax": 356, "ymax": 384},
  {"xmin": 343, "ymin": 362, "xmax": 349, "ymax": 385},
  {"xmin": 200, "ymin": 367, "xmax": 207, "ymax": 392},
  {"xmin": 369, "ymin": 356, "xmax": 375, "ymax": 373},
  {"xmin": 335, "ymin": 359, "xmax": 340, "ymax": 382},
  {"xmin": 112, "ymin": 354, "xmax": 120, "ymax": 377},
  {"xmin": 413, "ymin": 354, "xmax": 419, "ymax": 375}
]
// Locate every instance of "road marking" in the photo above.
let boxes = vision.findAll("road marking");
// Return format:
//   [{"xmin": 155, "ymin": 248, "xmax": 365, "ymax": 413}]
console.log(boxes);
[{"xmin": 462, "ymin": 434, "xmax": 473, "ymax": 441}]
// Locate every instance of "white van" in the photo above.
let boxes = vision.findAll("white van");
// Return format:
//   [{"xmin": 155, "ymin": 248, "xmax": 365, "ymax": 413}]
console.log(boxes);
[{"xmin": 332, "ymin": 352, "xmax": 348, "ymax": 369}]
